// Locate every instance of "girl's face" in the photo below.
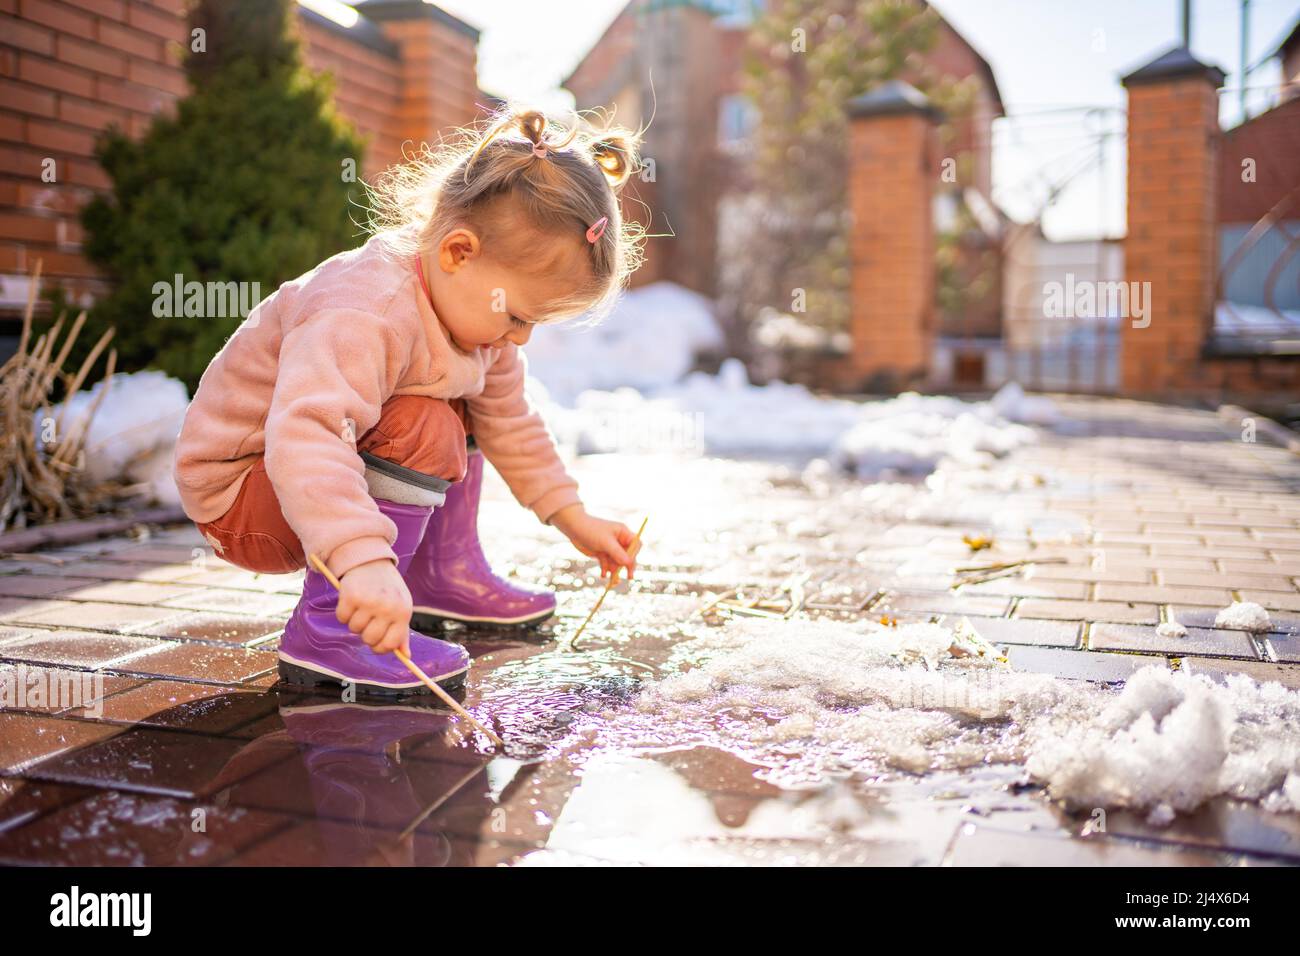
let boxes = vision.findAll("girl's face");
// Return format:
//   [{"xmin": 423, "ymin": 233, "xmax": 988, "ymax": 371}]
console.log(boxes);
[{"xmin": 422, "ymin": 226, "xmax": 586, "ymax": 354}]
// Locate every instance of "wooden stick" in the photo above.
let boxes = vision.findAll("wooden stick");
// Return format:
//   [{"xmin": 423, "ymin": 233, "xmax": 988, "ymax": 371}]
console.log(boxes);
[
  {"xmin": 569, "ymin": 515, "xmax": 648, "ymax": 649},
  {"xmin": 305, "ymin": 553, "xmax": 504, "ymax": 748}
]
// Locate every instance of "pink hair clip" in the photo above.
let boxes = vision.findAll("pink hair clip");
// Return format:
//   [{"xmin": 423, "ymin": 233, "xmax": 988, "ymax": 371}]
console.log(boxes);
[
  {"xmin": 586, "ymin": 215, "xmax": 608, "ymax": 244},
  {"xmin": 532, "ymin": 141, "xmax": 548, "ymax": 158}
]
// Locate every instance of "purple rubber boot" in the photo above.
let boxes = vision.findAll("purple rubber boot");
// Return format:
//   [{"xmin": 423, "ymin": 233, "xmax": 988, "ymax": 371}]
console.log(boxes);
[
  {"xmin": 278, "ymin": 498, "xmax": 470, "ymax": 696},
  {"xmin": 408, "ymin": 449, "xmax": 556, "ymax": 629}
]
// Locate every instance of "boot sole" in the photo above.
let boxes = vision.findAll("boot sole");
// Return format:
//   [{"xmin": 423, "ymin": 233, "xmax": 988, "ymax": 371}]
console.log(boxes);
[
  {"xmin": 412, "ymin": 605, "xmax": 555, "ymax": 630},
  {"xmin": 276, "ymin": 655, "xmax": 468, "ymax": 698}
]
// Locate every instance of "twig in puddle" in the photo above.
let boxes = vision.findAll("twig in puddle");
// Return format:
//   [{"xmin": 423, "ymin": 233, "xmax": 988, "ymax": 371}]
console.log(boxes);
[
  {"xmin": 950, "ymin": 556, "xmax": 1070, "ymax": 589},
  {"xmin": 702, "ymin": 571, "xmax": 812, "ymax": 621},
  {"xmin": 306, "ymin": 553, "xmax": 504, "ymax": 748},
  {"xmin": 952, "ymin": 557, "xmax": 1069, "ymax": 574},
  {"xmin": 568, "ymin": 515, "xmax": 648, "ymax": 651}
]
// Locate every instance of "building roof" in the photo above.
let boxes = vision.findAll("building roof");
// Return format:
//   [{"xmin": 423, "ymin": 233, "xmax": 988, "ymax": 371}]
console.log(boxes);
[
  {"xmin": 846, "ymin": 80, "xmax": 943, "ymax": 121},
  {"xmin": 1274, "ymin": 17, "xmax": 1300, "ymax": 57},
  {"xmin": 297, "ymin": 4, "xmax": 399, "ymax": 58},
  {"xmin": 563, "ymin": 0, "xmax": 1004, "ymax": 116},
  {"xmin": 354, "ymin": 0, "xmax": 481, "ymax": 41},
  {"xmin": 1121, "ymin": 45, "xmax": 1226, "ymax": 87}
]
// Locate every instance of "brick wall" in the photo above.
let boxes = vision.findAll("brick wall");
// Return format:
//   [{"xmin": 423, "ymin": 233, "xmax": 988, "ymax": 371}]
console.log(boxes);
[
  {"xmin": 845, "ymin": 85, "xmax": 939, "ymax": 390},
  {"xmin": 0, "ymin": 0, "xmax": 480, "ymax": 312},
  {"xmin": 1121, "ymin": 47, "xmax": 1300, "ymax": 403},
  {"xmin": 1217, "ymin": 96, "xmax": 1300, "ymax": 224}
]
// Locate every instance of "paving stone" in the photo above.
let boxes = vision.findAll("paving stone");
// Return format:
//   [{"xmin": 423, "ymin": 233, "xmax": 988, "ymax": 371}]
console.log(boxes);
[
  {"xmin": 65, "ymin": 682, "xmax": 274, "ymax": 735},
  {"xmin": 1181, "ymin": 657, "xmax": 1300, "ymax": 690},
  {"xmin": 1089, "ymin": 623, "xmax": 1259, "ymax": 659},
  {"xmin": 0, "ymin": 630, "xmax": 167, "ymax": 670},
  {"xmin": 1015, "ymin": 598, "xmax": 1160, "ymax": 625},
  {"xmin": 1239, "ymin": 589, "xmax": 1300, "ymax": 612},
  {"xmin": 1266, "ymin": 633, "xmax": 1300, "ymax": 664},
  {"xmin": 1031, "ymin": 565, "xmax": 1152, "ymax": 584},
  {"xmin": 0, "ymin": 663, "xmax": 143, "ymax": 715},
  {"xmin": 0, "ymin": 790, "xmax": 291, "ymax": 866},
  {"xmin": 1166, "ymin": 570, "xmax": 1295, "ymax": 591},
  {"xmin": 1004, "ymin": 645, "xmax": 1167, "ymax": 683},
  {"xmin": 0, "ymin": 714, "xmax": 122, "ymax": 774},
  {"xmin": 1094, "ymin": 583, "xmax": 1236, "ymax": 606},
  {"xmin": 2, "ymin": 599, "xmax": 186, "ymax": 633},
  {"xmin": 157, "ymin": 587, "xmax": 299, "ymax": 617},
  {"xmin": 1103, "ymin": 800, "xmax": 1300, "ymax": 862},
  {"xmin": 109, "ymin": 642, "xmax": 278, "ymax": 685},
  {"xmin": 960, "ymin": 616, "xmax": 1081, "ymax": 648},
  {"xmin": 1173, "ymin": 604, "xmax": 1298, "ymax": 636},
  {"xmin": 959, "ymin": 578, "xmax": 1089, "ymax": 600},
  {"xmin": 132, "ymin": 611, "xmax": 285, "ymax": 645},
  {"xmin": 944, "ymin": 822, "xmax": 1232, "ymax": 866},
  {"xmin": 878, "ymin": 590, "xmax": 1011, "ymax": 617},
  {"xmin": 59, "ymin": 560, "xmax": 202, "ymax": 583},
  {"xmin": 52, "ymin": 580, "xmax": 208, "ymax": 606},
  {"xmin": 221, "ymin": 818, "xmax": 501, "ymax": 866},
  {"xmin": 26, "ymin": 725, "xmax": 283, "ymax": 799},
  {"xmin": 0, "ymin": 574, "xmax": 102, "ymax": 598},
  {"xmin": 0, "ymin": 778, "xmax": 98, "ymax": 834}
]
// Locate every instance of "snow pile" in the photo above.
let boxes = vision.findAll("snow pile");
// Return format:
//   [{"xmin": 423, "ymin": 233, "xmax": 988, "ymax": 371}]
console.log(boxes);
[
  {"xmin": 1156, "ymin": 620, "xmax": 1189, "ymax": 639},
  {"xmin": 841, "ymin": 459, "xmax": 1089, "ymax": 539},
  {"xmin": 38, "ymin": 370, "xmax": 188, "ymax": 505},
  {"xmin": 1214, "ymin": 601, "xmax": 1272, "ymax": 633},
  {"xmin": 542, "ymin": 357, "xmax": 1051, "ymax": 477},
  {"xmin": 525, "ymin": 282, "xmax": 1057, "ymax": 472},
  {"xmin": 829, "ymin": 388, "xmax": 1040, "ymax": 478},
  {"xmin": 989, "ymin": 381, "xmax": 1061, "ymax": 425},
  {"xmin": 610, "ymin": 615, "xmax": 1300, "ymax": 815},
  {"xmin": 1026, "ymin": 666, "xmax": 1300, "ymax": 814},
  {"xmin": 525, "ymin": 281, "xmax": 723, "ymax": 405}
]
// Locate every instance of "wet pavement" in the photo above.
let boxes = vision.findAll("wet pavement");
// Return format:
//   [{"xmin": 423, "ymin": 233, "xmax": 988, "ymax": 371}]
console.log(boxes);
[{"xmin": 1, "ymin": 395, "xmax": 1298, "ymax": 866}]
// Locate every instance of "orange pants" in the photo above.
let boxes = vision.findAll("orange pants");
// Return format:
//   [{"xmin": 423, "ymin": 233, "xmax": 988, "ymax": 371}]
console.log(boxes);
[{"xmin": 196, "ymin": 396, "xmax": 471, "ymax": 575}]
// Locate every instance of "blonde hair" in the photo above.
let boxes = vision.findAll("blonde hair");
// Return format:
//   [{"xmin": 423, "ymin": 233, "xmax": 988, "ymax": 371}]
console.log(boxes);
[{"xmin": 364, "ymin": 104, "xmax": 646, "ymax": 323}]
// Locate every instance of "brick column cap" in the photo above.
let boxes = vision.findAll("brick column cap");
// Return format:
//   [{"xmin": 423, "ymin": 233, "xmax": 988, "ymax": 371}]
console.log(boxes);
[
  {"xmin": 846, "ymin": 80, "xmax": 942, "ymax": 122},
  {"xmin": 1121, "ymin": 45, "xmax": 1225, "ymax": 88},
  {"xmin": 355, "ymin": 0, "xmax": 481, "ymax": 41}
]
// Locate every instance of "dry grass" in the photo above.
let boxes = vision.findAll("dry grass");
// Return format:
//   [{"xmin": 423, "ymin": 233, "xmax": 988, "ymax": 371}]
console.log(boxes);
[{"xmin": 0, "ymin": 261, "xmax": 121, "ymax": 532}]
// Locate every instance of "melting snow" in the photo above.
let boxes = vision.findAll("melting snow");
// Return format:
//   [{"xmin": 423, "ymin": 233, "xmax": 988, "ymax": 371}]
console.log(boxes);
[
  {"xmin": 602, "ymin": 616, "xmax": 1300, "ymax": 816},
  {"xmin": 1214, "ymin": 602, "xmax": 1272, "ymax": 634},
  {"xmin": 38, "ymin": 369, "xmax": 188, "ymax": 505},
  {"xmin": 537, "ymin": 355, "xmax": 1053, "ymax": 478},
  {"xmin": 525, "ymin": 283, "xmax": 1058, "ymax": 474}
]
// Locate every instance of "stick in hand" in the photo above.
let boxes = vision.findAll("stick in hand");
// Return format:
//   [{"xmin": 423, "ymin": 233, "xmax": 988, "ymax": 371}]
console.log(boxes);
[
  {"xmin": 570, "ymin": 516, "xmax": 648, "ymax": 649},
  {"xmin": 305, "ymin": 553, "xmax": 504, "ymax": 748}
]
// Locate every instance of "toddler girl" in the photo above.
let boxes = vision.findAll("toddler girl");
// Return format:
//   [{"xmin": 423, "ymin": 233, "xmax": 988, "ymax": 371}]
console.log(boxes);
[{"xmin": 173, "ymin": 108, "xmax": 643, "ymax": 696}]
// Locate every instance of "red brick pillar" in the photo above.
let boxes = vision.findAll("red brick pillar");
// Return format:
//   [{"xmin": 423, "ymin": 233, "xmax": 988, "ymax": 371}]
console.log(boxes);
[
  {"xmin": 846, "ymin": 81, "xmax": 940, "ymax": 390},
  {"xmin": 1120, "ymin": 47, "xmax": 1224, "ymax": 396},
  {"xmin": 361, "ymin": 0, "xmax": 481, "ymax": 149}
]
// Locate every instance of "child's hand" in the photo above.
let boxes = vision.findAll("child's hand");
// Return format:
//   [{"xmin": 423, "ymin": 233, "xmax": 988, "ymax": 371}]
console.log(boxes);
[
  {"xmin": 551, "ymin": 505, "xmax": 638, "ymax": 581},
  {"xmin": 336, "ymin": 558, "xmax": 412, "ymax": 654}
]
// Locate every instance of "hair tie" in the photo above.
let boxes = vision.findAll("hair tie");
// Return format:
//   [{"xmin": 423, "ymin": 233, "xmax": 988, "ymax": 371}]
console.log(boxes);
[
  {"xmin": 586, "ymin": 216, "xmax": 608, "ymax": 244},
  {"xmin": 532, "ymin": 141, "xmax": 548, "ymax": 158}
]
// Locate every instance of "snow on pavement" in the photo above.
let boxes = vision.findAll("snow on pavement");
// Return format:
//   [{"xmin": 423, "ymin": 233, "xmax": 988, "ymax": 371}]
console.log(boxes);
[
  {"xmin": 528, "ymin": 283, "xmax": 1057, "ymax": 477},
  {"xmin": 597, "ymin": 615, "xmax": 1300, "ymax": 819}
]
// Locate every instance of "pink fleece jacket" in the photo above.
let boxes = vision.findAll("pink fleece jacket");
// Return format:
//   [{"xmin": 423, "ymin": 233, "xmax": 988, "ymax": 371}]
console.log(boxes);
[{"xmin": 172, "ymin": 233, "xmax": 581, "ymax": 579}]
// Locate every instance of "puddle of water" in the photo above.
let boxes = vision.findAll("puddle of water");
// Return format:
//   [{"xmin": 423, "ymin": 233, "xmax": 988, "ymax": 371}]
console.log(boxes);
[{"xmin": 515, "ymin": 751, "xmax": 1059, "ymax": 866}]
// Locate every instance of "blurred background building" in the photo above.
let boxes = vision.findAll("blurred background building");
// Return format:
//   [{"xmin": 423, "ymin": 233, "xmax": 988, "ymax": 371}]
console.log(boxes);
[{"xmin": 1, "ymin": 0, "xmax": 1297, "ymax": 411}]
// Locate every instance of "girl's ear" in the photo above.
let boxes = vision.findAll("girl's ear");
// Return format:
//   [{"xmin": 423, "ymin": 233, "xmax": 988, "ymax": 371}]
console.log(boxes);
[{"xmin": 440, "ymin": 228, "xmax": 481, "ymax": 269}]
